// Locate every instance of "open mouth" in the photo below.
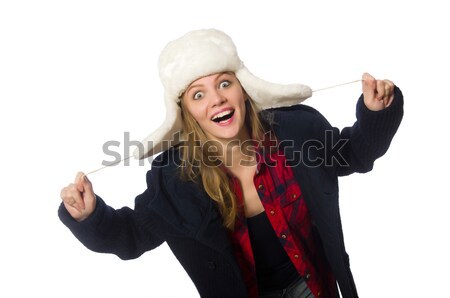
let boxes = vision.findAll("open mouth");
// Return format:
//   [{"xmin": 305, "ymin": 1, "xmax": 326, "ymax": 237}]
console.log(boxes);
[{"xmin": 211, "ymin": 110, "xmax": 235, "ymax": 123}]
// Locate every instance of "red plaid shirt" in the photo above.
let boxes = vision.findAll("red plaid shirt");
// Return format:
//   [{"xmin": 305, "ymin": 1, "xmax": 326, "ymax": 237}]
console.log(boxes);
[{"xmin": 228, "ymin": 149, "xmax": 338, "ymax": 298}]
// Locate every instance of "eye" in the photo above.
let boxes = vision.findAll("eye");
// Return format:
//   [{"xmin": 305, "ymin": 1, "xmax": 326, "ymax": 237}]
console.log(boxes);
[
  {"xmin": 193, "ymin": 91, "xmax": 204, "ymax": 100},
  {"xmin": 219, "ymin": 80, "xmax": 231, "ymax": 88}
]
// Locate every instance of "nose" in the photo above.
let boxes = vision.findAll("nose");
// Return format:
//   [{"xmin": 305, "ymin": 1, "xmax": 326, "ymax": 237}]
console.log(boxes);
[{"xmin": 210, "ymin": 89, "xmax": 226, "ymax": 108}]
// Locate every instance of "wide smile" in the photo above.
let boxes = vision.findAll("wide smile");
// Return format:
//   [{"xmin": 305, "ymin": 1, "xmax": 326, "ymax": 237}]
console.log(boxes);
[{"xmin": 211, "ymin": 109, "xmax": 235, "ymax": 125}]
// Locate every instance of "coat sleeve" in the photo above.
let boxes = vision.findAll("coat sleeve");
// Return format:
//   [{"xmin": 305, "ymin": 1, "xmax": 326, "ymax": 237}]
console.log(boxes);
[
  {"xmin": 58, "ymin": 170, "xmax": 164, "ymax": 260},
  {"xmin": 335, "ymin": 86, "xmax": 404, "ymax": 176}
]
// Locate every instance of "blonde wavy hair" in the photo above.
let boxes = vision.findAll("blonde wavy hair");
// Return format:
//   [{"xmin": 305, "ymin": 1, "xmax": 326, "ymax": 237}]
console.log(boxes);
[{"xmin": 179, "ymin": 94, "xmax": 265, "ymax": 230}]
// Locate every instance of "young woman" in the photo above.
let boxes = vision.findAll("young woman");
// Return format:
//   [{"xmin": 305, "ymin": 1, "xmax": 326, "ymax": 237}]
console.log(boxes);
[{"xmin": 59, "ymin": 29, "xmax": 403, "ymax": 298}]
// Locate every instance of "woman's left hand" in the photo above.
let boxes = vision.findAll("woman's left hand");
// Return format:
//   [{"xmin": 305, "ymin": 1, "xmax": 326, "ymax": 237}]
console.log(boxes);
[{"xmin": 362, "ymin": 73, "xmax": 395, "ymax": 111}]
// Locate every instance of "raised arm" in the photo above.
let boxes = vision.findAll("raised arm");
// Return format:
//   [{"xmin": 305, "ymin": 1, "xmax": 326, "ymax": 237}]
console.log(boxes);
[{"xmin": 336, "ymin": 73, "xmax": 404, "ymax": 176}]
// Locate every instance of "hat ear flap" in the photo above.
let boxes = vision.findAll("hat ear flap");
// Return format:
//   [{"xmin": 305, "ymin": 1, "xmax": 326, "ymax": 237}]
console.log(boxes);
[
  {"xmin": 235, "ymin": 67, "xmax": 312, "ymax": 110},
  {"xmin": 134, "ymin": 94, "xmax": 182, "ymax": 160}
]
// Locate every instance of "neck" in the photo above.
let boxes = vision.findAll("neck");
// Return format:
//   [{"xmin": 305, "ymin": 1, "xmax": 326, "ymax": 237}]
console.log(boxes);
[{"xmin": 217, "ymin": 130, "xmax": 257, "ymax": 177}]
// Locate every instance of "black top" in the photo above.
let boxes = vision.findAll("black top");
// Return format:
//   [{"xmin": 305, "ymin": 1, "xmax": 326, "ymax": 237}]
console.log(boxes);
[{"xmin": 247, "ymin": 211, "xmax": 298, "ymax": 291}]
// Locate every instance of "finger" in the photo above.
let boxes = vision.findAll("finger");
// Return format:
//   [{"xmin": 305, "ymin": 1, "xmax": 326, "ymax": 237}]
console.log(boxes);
[
  {"xmin": 72, "ymin": 172, "xmax": 86, "ymax": 210},
  {"xmin": 82, "ymin": 175, "xmax": 94, "ymax": 197},
  {"xmin": 75, "ymin": 172, "xmax": 85, "ymax": 193},
  {"xmin": 384, "ymin": 79, "xmax": 394, "ymax": 96},
  {"xmin": 60, "ymin": 187, "xmax": 75, "ymax": 205},
  {"xmin": 63, "ymin": 199, "xmax": 83, "ymax": 215},
  {"xmin": 80, "ymin": 174, "xmax": 96, "ymax": 212},
  {"xmin": 71, "ymin": 184, "xmax": 86, "ymax": 212},
  {"xmin": 384, "ymin": 79, "xmax": 395, "ymax": 108},
  {"xmin": 376, "ymin": 80, "xmax": 386, "ymax": 101},
  {"xmin": 75, "ymin": 172, "xmax": 88, "ymax": 210},
  {"xmin": 383, "ymin": 84, "xmax": 390, "ymax": 101},
  {"xmin": 362, "ymin": 73, "xmax": 376, "ymax": 102},
  {"xmin": 61, "ymin": 185, "xmax": 82, "ymax": 213}
]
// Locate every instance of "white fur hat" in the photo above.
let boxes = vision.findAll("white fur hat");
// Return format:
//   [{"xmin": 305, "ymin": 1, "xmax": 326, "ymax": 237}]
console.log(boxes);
[{"xmin": 134, "ymin": 29, "xmax": 312, "ymax": 159}]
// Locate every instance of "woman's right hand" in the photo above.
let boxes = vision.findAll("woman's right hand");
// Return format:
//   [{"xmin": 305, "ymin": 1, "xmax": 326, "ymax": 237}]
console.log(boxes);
[{"xmin": 60, "ymin": 172, "xmax": 96, "ymax": 222}]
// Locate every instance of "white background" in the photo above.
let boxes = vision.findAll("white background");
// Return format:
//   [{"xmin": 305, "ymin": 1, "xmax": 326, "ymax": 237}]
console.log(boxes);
[{"xmin": 1, "ymin": 0, "xmax": 449, "ymax": 297}]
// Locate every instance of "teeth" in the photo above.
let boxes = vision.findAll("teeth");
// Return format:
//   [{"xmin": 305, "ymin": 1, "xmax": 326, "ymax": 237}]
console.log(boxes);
[{"xmin": 212, "ymin": 110, "xmax": 233, "ymax": 121}]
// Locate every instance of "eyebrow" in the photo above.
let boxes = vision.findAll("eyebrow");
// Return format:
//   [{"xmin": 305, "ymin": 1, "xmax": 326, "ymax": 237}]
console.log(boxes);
[{"xmin": 185, "ymin": 83, "xmax": 204, "ymax": 95}]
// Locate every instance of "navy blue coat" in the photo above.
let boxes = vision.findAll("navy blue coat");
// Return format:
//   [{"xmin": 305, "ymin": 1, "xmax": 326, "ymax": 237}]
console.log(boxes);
[{"xmin": 59, "ymin": 88, "xmax": 403, "ymax": 297}]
